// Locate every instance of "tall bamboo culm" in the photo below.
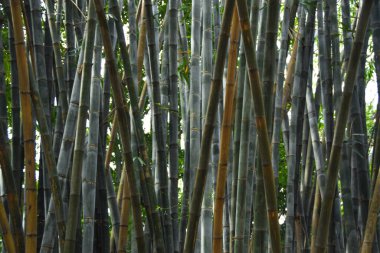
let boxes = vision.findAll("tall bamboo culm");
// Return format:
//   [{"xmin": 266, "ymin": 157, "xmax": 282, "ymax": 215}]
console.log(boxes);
[{"xmin": 9, "ymin": 0, "xmax": 36, "ymax": 252}]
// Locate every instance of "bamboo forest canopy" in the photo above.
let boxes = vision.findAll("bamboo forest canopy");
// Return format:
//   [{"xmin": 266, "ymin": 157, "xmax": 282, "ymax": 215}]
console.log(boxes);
[{"xmin": 0, "ymin": 0, "xmax": 380, "ymax": 252}]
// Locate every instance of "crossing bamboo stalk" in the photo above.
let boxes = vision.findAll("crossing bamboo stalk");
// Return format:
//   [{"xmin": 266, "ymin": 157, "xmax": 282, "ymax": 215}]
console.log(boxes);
[
  {"xmin": 313, "ymin": 0, "xmax": 375, "ymax": 251},
  {"xmin": 213, "ymin": 6, "xmax": 239, "ymax": 253},
  {"xmin": 235, "ymin": 0, "xmax": 282, "ymax": 251},
  {"xmin": 183, "ymin": 0, "xmax": 236, "ymax": 251}
]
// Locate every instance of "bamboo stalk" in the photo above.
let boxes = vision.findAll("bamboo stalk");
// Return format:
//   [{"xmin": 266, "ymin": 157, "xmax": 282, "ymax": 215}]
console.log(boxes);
[
  {"xmin": 183, "ymin": 0, "xmax": 236, "ymax": 251},
  {"xmin": 213, "ymin": 7, "xmax": 239, "ymax": 253},
  {"xmin": 235, "ymin": 0, "xmax": 282, "ymax": 251},
  {"xmin": 28, "ymin": 54, "xmax": 66, "ymax": 249},
  {"xmin": 63, "ymin": 1, "xmax": 97, "ymax": 251},
  {"xmin": 93, "ymin": 0, "xmax": 146, "ymax": 251},
  {"xmin": 117, "ymin": 166, "xmax": 131, "ymax": 253},
  {"xmin": 0, "ymin": 200, "xmax": 16, "ymax": 253},
  {"xmin": 81, "ymin": 25, "xmax": 102, "ymax": 252},
  {"xmin": 43, "ymin": 0, "xmax": 68, "ymax": 122},
  {"xmin": 9, "ymin": 0, "xmax": 36, "ymax": 252},
  {"xmin": 313, "ymin": 0, "xmax": 375, "ymax": 251}
]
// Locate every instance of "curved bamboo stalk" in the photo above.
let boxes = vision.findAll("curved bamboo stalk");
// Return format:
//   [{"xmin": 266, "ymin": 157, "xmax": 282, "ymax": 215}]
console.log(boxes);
[
  {"xmin": 213, "ymin": 7, "xmax": 239, "ymax": 253},
  {"xmin": 313, "ymin": 0, "xmax": 375, "ymax": 251}
]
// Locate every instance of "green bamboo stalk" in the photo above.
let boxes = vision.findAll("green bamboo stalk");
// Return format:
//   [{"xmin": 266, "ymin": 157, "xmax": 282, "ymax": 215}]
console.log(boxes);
[
  {"xmin": 81, "ymin": 25, "xmax": 102, "ymax": 252},
  {"xmin": 235, "ymin": 0, "xmax": 281, "ymax": 251},
  {"xmin": 104, "ymin": 114, "xmax": 120, "ymax": 247},
  {"xmin": 43, "ymin": 0, "xmax": 68, "ymax": 122},
  {"xmin": 28, "ymin": 52, "xmax": 68, "ymax": 251},
  {"xmin": 40, "ymin": 38, "xmax": 85, "ymax": 253},
  {"xmin": 313, "ymin": 0, "xmax": 375, "ymax": 251},
  {"xmin": 317, "ymin": 0, "xmax": 333, "ymax": 158},
  {"xmin": 234, "ymin": 62, "xmax": 252, "ymax": 253},
  {"xmin": 4, "ymin": 2, "xmax": 22, "ymax": 199},
  {"xmin": 0, "ymin": 121, "xmax": 23, "ymax": 253},
  {"xmin": 340, "ymin": 141, "xmax": 358, "ymax": 251},
  {"xmin": 107, "ymin": 1, "xmax": 166, "ymax": 250},
  {"xmin": 183, "ymin": 0, "xmax": 236, "ymax": 251},
  {"xmin": 63, "ymin": 1, "xmax": 97, "ymax": 251},
  {"xmin": 262, "ymin": 0, "xmax": 280, "ymax": 137},
  {"xmin": 65, "ymin": 0, "xmax": 76, "ymax": 96},
  {"xmin": 94, "ymin": 137, "xmax": 110, "ymax": 253},
  {"xmin": 145, "ymin": 0, "xmax": 174, "ymax": 249},
  {"xmin": 168, "ymin": 0, "xmax": 179, "ymax": 251},
  {"xmin": 93, "ymin": 0, "xmax": 147, "ymax": 251},
  {"xmin": 189, "ymin": 0, "xmax": 201, "ymax": 204},
  {"xmin": 230, "ymin": 40, "xmax": 246, "ymax": 252},
  {"xmin": 272, "ymin": 0, "xmax": 297, "ymax": 185}
]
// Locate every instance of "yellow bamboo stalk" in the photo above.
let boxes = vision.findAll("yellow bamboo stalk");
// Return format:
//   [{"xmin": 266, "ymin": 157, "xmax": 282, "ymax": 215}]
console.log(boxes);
[
  {"xmin": 105, "ymin": 113, "xmax": 118, "ymax": 172},
  {"xmin": 310, "ymin": 183, "xmax": 321, "ymax": 252},
  {"xmin": 281, "ymin": 32, "xmax": 298, "ymax": 113},
  {"xmin": 117, "ymin": 168, "xmax": 131, "ymax": 253},
  {"xmin": 212, "ymin": 6, "xmax": 239, "ymax": 253},
  {"xmin": 0, "ymin": 201, "xmax": 16, "ymax": 253},
  {"xmin": 9, "ymin": 0, "xmax": 37, "ymax": 252}
]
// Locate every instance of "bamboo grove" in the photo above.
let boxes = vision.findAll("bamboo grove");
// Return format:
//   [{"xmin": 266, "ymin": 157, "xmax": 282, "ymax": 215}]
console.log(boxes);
[{"xmin": 0, "ymin": 0, "xmax": 380, "ymax": 252}]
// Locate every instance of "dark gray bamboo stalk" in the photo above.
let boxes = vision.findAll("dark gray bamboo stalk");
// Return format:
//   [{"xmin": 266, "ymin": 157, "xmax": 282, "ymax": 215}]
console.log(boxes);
[
  {"xmin": 64, "ymin": 0, "xmax": 76, "ymax": 96},
  {"xmin": 81, "ymin": 25, "xmax": 101, "ymax": 253},
  {"xmin": 234, "ymin": 70, "xmax": 252, "ymax": 253},
  {"xmin": 313, "ymin": 0, "xmax": 375, "ymax": 251},
  {"xmin": 235, "ymin": 0, "xmax": 282, "ymax": 251},
  {"xmin": 182, "ymin": 0, "xmax": 236, "ymax": 251},
  {"xmin": 201, "ymin": 0, "xmax": 213, "ymax": 251},
  {"xmin": 40, "ymin": 37, "xmax": 85, "ymax": 253},
  {"xmin": 168, "ymin": 0, "xmax": 179, "ymax": 251},
  {"xmin": 262, "ymin": 0, "xmax": 280, "ymax": 137},
  {"xmin": 145, "ymin": 0, "xmax": 174, "ymax": 251},
  {"xmin": 63, "ymin": 1, "xmax": 97, "ymax": 251},
  {"xmin": 3, "ymin": 1, "xmax": 22, "ymax": 199},
  {"xmin": 93, "ymin": 0, "xmax": 147, "ymax": 251},
  {"xmin": 107, "ymin": 2, "xmax": 166, "ymax": 251},
  {"xmin": 284, "ymin": 6, "xmax": 306, "ymax": 253},
  {"xmin": 28, "ymin": 53, "xmax": 67, "ymax": 251},
  {"xmin": 44, "ymin": 0, "xmax": 68, "ymax": 121},
  {"xmin": 272, "ymin": 0, "xmax": 297, "ymax": 184}
]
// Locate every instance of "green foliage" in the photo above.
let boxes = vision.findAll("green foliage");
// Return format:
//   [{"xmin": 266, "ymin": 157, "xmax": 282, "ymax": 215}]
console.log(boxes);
[{"xmin": 278, "ymin": 133, "xmax": 288, "ymax": 217}]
